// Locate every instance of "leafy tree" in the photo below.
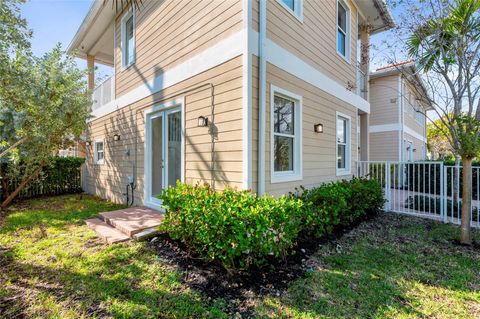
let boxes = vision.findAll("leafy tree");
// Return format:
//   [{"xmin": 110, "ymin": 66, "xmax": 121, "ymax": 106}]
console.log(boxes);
[
  {"xmin": 383, "ymin": 0, "xmax": 480, "ymax": 244},
  {"xmin": 427, "ymin": 117, "xmax": 456, "ymax": 159}
]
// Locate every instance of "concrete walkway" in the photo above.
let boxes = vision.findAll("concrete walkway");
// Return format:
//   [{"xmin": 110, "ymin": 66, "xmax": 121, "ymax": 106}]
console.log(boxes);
[{"xmin": 86, "ymin": 206, "xmax": 164, "ymax": 244}]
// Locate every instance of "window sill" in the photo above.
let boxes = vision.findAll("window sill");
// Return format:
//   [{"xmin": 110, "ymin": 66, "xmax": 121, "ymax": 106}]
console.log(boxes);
[
  {"xmin": 336, "ymin": 50, "xmax": 351, "ymax": 64},
  {"xmin": 336, "ymin": 169, "xmax": 351, "ymax": 177},
  {"xmin": 95, "ymin": 161, "xmax": 104, "ymax": 165},
  {"xmin": 271, "ymin": 172, "xmax": 303, "ymax": 184},
  {"xmin": 121, "ymin": 61, "xmax": 135, "ymax": 72}
]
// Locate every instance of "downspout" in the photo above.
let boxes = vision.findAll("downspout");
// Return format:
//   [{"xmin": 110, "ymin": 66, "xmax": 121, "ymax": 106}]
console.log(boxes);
[
  {"xmin": 397, "ymin": 74, "xmax": 403, "ymax": 162},
  {"xmin": 258, "ymin": 0, "xmax": 267, "ymax": 195}
]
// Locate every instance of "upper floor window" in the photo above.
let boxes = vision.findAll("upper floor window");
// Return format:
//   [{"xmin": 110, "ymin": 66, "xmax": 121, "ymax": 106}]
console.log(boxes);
[
  {"xmin": 277, "ymin": 0, "xmax": 303, "ymax": 21},
  {"xmin": 336, "ymin": 112, "xmax": 351, "ymax": 175},
  {"xmin": 271, "ymin": 85, "xmax": 302, "ymax": 183},
  {"xmin": 337, "ymin": 0, "xmax": 350, "ymax": 61},
  {"xmin": 121, "ymin": 10, "xmax": 135, "ymax": 68}
]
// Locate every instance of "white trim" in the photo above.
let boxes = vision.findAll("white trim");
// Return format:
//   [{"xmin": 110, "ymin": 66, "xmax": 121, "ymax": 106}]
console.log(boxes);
[
  {"xmin": 249, "ymin": 31, "xmax": 370, "ymax": 113},
  {"xmin": 398, "ymin": 74, "xmax": 403, "ymax": 162},
  {"xmin": 89, "ymin": 30, "xmax": 245, "ymax": 122},
  {"xmin": 143, "ymin": 98, "xmax": 184, "ymax": 210},
  {"xmin": 94, "ymin": 139, "xmax": 105, "ymax": 165},
  {"xmin": 336, "ymin": 111, "xmax": 351, "ymax": 176},
  {"xmin": 369, "ymin": 123, "xmax": 427, "ymax": 143},
  {"xmin": 336, "ymin": 0, "xmax": 351, "ymax": 63},
  {"xmin": 242, "ymin": 0, "xmax": 252, "ymax": 190},
  {"xmin": 120, "ymin": 8, "xmax": 135, "ymax": 70},
  {"xmin": 270, "ymin": 85, "xmax": 303, "ymax": 184},
  {"xmin": 276, "ymin": 0, "xmax": 304, "ymax": 22},
  {"xmin": 258, "ymin": 0, "xmax": 267, "ymax": 195}
]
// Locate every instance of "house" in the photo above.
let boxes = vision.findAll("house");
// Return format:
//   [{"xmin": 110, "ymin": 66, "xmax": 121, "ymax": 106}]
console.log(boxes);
[
  {"xmin": 68, "ymin": 0, "xmax": 394, "ymax": 209},
  {"xmin": 369, "ymin": 61, "xmax": 432, "ymax": 162}
]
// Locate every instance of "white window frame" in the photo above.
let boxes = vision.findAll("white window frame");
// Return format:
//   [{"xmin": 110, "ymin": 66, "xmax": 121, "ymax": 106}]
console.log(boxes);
[
  {"xmin": 336, "ymin": 0, "xmax": 351, "ymax": 63},
  {"xmin": 277, "ymin": 0, "xmax": 304, "ymax": 22},
  {"xmin": 336, "ymin": 111, "xmax": 351, "ymax": 176},
  {"xmin": 121, "ymin": 9, "xmax": 135, "ymax": 69},
  {"xmin": 94, "ymin": 140, "xmax": 105, "ymax": 165},
  {"xmin": 270, "ymin": 85, "xmax": 303, "ymax": 183}
]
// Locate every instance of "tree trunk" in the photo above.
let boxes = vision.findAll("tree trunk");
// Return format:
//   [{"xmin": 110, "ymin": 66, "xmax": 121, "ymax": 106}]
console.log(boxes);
[
  {"xmin": 460, "ymin": 157, "xmax": 472, "ymax": 245},
  {"xmin": 453, "ymin": 153, "xmax": 460, "ymax": 203},
  {"xmin": 0, "ymin": 164, "xmax": 44, "ymax": 209}
]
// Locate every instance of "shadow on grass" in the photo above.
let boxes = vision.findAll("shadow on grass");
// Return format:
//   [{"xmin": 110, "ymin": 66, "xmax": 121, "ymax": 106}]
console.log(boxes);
[{"xmin": 257, "ymin": 214, "xmax": 480, "ymax": 318}]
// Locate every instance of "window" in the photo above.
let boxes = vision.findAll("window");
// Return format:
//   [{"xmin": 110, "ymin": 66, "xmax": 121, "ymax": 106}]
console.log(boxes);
[
  {"xmin": 271, "ymin": 85, "xmax": 302, "ymax": 183},
  {"xmin": 277, "ymin": 0, "xmax": 303, "ymax": 21},
  {"xmin": 336, "ymin": 113, "xmax": 351, "ymax": 175},
  {"xmin": 94, "ymin": 141, "xmax": 104, "ymax": 164},
  {"xmin": 337, "ymin": 0, "xmax": 350, "ymax": 60},
  {"xmin": 121, "ymin": 10, "xmax": 135, "ymax": 68}
]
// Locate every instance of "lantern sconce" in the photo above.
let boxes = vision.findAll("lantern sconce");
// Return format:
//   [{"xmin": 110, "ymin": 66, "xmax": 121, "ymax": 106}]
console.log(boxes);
[
  {"xmin": 85, "ymin": 140, "xmax": 92, "ymax": 146},
  {"xmin": 314, "ymin": 123, "xmax": 324, "ymax": 133},
  {"xmin": 413, "ymin": 148, "xmax": 417, "ymax": 153},
  {"xmin": 113, "ymin": 134, "xmax": 121, "ymax": 141},
  {"xmin": 198, "ymin": 116, "xmax": 209, "ymax": 127}
]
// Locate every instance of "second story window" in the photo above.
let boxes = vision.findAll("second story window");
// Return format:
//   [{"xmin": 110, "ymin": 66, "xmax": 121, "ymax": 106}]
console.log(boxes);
[
  {"xmin": 337, "ymin": 0, "xmax": 350, "ymax": 61},
  {"xmin": 278, "ymin": 0, "xmax": 303, "ymax": 21},
  {"xmin": 121, "ymin": 10, "xmax": 135, "ymax": 68}
]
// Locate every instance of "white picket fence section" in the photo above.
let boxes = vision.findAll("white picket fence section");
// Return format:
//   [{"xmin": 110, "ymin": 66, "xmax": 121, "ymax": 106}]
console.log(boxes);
[{"xmin": 357, "ymin": 161, "xmax": 480, "ymax": 228}]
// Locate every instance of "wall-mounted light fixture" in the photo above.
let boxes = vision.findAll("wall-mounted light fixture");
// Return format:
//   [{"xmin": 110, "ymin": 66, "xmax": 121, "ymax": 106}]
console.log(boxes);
[
  {"xmin": 85, "ymin": 140, "xmax": 92, "ymax": 146},
  {"xmin": 413, "ymin": 148, "xmax": 417, "ymax": 152},
  {"xmin": 113, "ymin": 134, "xmax": 121, "ymax": 141},
  {"xmin": 198, "ymin": 116, "xmax": 209, "ymax": 127},
  {"xmin": 314, "ymin": 123, "xmax": 324, "ymax": 133}
]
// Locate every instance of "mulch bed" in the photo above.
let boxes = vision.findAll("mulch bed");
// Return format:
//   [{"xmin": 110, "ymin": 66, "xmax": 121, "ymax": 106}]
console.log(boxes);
[{"xmin": 147, "ymin": 221, "xmax": 365, "ymax": 318}]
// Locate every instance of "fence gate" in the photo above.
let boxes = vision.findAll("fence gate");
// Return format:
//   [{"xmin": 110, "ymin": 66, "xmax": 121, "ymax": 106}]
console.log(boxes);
[{"xmin": 357, "ymin": 161, "xmax": 480, "ymax": 228}]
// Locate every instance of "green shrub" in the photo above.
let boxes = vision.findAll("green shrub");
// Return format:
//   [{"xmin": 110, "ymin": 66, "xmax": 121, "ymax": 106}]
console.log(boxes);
[
  {"xmin": 159, "ymin": 178, "xmax": 384, "ymax": 269},
  {"xmin": 294, "ymin": 177, "xmax": 384, "ymax": 237},
  {"xmin": 159, "ymin": 182, "xmax": 304, "ymax": 269}
]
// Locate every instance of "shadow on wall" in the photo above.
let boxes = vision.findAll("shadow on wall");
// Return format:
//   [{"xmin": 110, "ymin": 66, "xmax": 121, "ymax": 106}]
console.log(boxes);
[{"xmin": 85, "ymin": 61, "xmax": 230, "ymax": 206}]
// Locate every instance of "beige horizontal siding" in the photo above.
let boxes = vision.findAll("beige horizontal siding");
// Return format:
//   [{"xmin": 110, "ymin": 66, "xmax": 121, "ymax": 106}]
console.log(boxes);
[
  {"xmin": 369, "ymin": 75, "xmax": 399, "ymax": 125},
  {"xmin": 370, "ymin": 131, "xmax": 399, "ymax": 161},
  {"xmin": 114, "ymin": 0, "xmax": 243, "ymax": 98},
  {"xmin": 85, "ymin": 56, "xmax": 244, "ymax": 204},
  {"xmin": 252, "ymin": 62, "xmax": 358, "ymax": 197},
  {"xmin": 265, "ymin": 0, "xmax": 358, "ymax": 90}
]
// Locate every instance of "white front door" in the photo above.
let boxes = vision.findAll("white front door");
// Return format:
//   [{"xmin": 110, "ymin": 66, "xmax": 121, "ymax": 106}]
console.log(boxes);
[{"xmin": 145, "ymin": 106, "xmax": 183, "ymax": 209}]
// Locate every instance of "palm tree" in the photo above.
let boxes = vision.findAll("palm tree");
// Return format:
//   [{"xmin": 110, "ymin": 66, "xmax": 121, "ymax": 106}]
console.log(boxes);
[{"xmin": 105, "ymin": 0, "xmax": 143, "ymax": 12}]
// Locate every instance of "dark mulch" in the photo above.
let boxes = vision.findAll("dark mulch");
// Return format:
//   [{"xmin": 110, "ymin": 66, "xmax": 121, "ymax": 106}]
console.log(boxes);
[{"xmin": 147, "ymin": 217, "xmax": 370, "ymax": 318}]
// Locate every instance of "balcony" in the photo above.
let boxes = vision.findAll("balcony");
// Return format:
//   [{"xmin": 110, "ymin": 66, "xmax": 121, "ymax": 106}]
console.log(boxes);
[
  {"xmin": 356, "ymin": 63, "xmax": 367, "ymax": 100},
  {"xmin": 92, "ymin": 76, "xmax": 114, "ymax": 111}
]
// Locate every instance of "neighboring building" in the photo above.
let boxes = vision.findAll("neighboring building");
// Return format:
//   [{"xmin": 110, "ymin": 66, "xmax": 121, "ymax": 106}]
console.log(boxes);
[
  {"xmin": 369, "ymin": 61, "xmax": 432, "ymax": 162},
  {"xmin": 68, "ymin": 0, "xmax": 394, "ymax": 208}
]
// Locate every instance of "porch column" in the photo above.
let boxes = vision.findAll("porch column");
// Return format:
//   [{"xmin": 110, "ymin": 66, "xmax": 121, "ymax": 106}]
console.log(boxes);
[
  {"xmin": 360, "ymin": 113, "xmax": 369, "ymax": 161},
  {"xmin": 87, "ymin": 54, "xmax": 95, "ymax": 91},
  {"xmin": 359, "ymin": 24, "xmax": 372, "ymax": 102}
]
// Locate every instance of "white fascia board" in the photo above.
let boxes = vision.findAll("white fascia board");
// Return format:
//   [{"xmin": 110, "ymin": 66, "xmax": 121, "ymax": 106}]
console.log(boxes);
[{"xmin": 89, "ymin": 30, "xmax": 245, "ymax": 121}]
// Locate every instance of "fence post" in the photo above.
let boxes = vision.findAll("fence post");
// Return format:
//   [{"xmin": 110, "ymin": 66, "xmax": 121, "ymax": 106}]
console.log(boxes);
[
  {"xmin": 385, "ymin": 162, "xmax": 391, "ymax": 211},
  {"xmin": 441, "ymin": 164, "xmax": 447, "ymax": 223}
]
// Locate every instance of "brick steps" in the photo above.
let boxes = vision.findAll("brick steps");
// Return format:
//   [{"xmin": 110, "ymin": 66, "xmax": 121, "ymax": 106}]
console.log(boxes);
[{"xmin": 86, "ymin": 206, "xmax": 164, "ymax": 244}]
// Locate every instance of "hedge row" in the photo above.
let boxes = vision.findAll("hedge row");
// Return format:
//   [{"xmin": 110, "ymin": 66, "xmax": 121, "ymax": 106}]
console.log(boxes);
[
  {"xmin": 0, "ymin": 156, "xmax": 84, "ymax": 201},
  {"xmin": 159, "ymin": 178, "xmax": 384, "ymax": 269}
]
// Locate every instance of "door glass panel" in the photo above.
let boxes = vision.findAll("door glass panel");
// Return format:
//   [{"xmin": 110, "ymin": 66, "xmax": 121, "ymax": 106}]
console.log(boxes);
[
  {"xmin": 167, "ymin": 111, "xmax": 182, "ymax": 187},
  {"xmin": 151, "ymin": 116, "xmax": 163, "ymax": 198}
]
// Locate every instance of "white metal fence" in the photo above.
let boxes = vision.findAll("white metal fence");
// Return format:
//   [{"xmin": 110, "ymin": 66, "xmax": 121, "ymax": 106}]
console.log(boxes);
[{"xmin": 357, "ymin": 161, "xmax": 480, "ymax": 228}]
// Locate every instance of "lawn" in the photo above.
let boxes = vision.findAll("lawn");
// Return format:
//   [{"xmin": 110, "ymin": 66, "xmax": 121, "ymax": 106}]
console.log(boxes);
[{"xmin": 0, "ymin": 195, "xmax": 479, "ymax": 318}]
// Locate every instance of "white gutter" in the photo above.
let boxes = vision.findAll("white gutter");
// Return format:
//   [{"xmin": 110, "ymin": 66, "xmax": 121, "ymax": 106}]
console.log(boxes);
[{"xmin": 258, "ymin": 0, "xmax": 267, "ymax": 196}]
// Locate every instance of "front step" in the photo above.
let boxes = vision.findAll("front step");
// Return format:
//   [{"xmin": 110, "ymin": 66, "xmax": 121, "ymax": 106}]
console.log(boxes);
[
  {"xmin": 99, "ymin": 207, "xmax": 164, "ymax": 237},
  {"xmin": 86, "ymin": 218, "xmax": 130, "ymax": 244}
]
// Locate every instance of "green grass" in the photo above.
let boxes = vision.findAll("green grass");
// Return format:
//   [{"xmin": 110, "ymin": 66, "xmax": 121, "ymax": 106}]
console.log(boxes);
[
  {"xmin": 1, "ymin": 195, "xmax": 479, "ymax": 318},
  {"xmin": 255, "ymin": 215, "xmax": 480, "ymax": 319},
  {"xmin": 0, "ymin": 195, "xmax": 227, "ymax": 319}
]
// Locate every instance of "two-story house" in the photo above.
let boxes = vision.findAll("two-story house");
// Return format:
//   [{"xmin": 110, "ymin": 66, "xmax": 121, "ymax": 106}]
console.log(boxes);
[
  {"xmin": 369, "ymin": 61, "xmax": 432, "ymax": 162},
  {"xmin": 68, "ymin": 0, "xmax": 394, "ymax": 209}
]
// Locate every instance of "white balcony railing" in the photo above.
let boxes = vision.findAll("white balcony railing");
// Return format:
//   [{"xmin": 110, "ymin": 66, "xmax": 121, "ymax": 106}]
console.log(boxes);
[
  {"xmin": 92, "ymin": 76, "xmax": 114, "ymax": 111},
  {"xmin": 356, "ymin": 63, "xmax": 367, "ymax": 100}
]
